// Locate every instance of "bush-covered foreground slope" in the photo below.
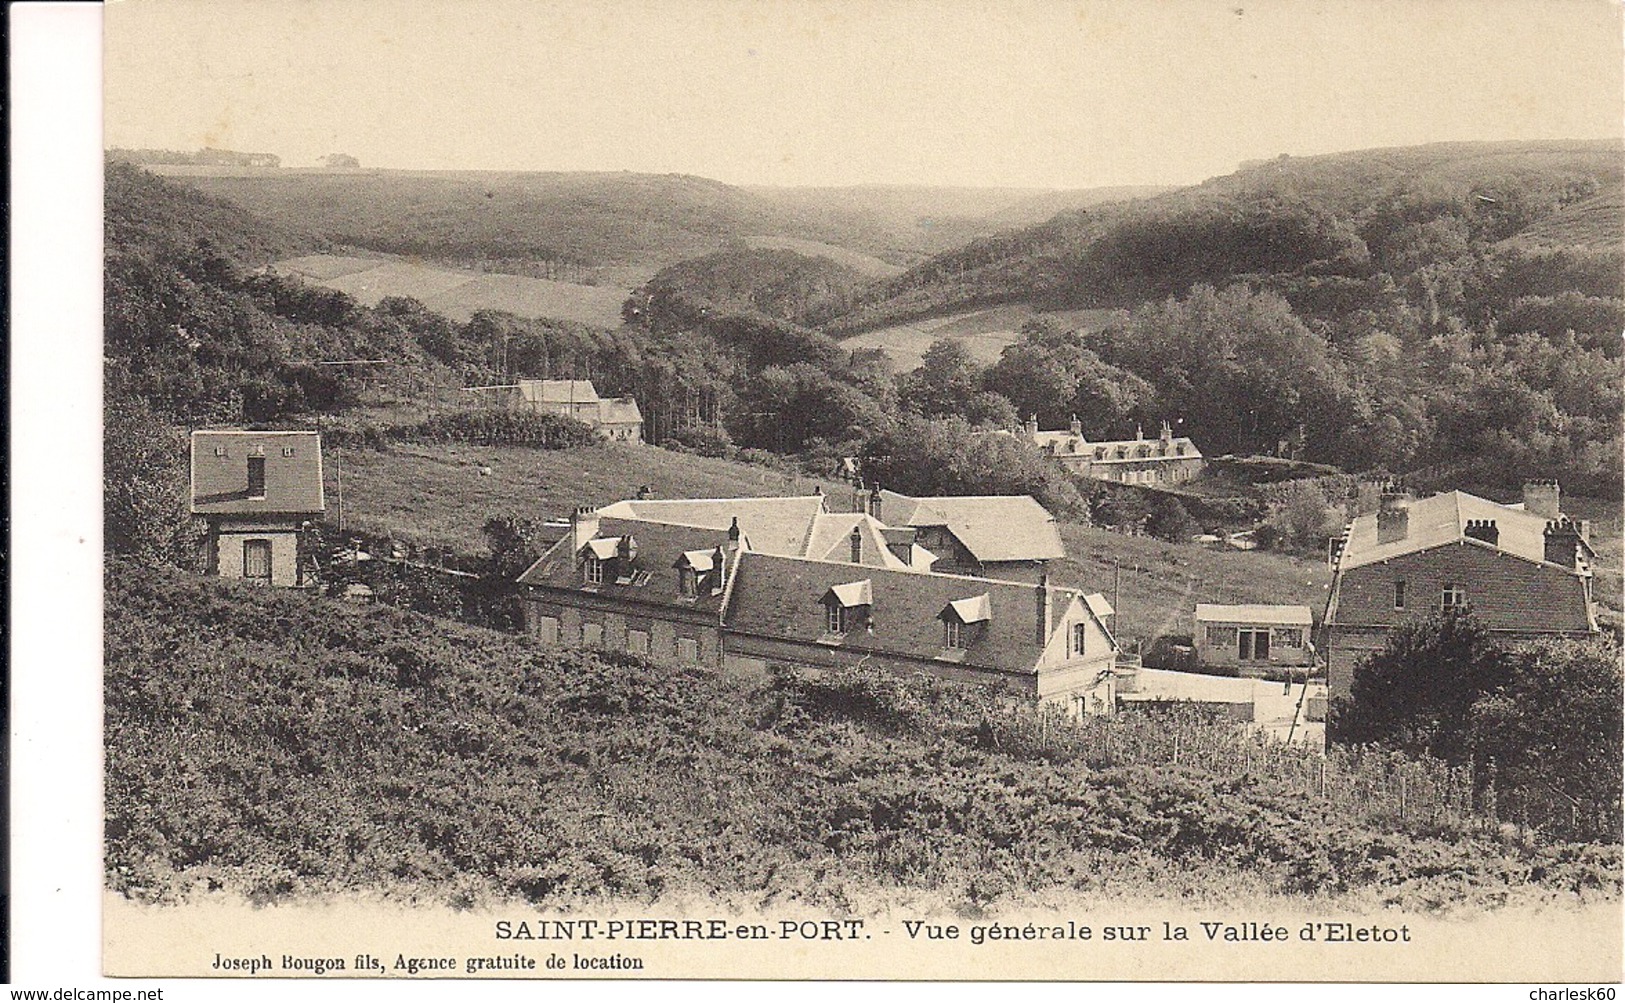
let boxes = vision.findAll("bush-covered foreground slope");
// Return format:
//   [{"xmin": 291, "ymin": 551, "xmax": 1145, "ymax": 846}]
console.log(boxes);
[{"xmin": 106, "ymin": 563, "xmax": 1620, "ymax": 914}]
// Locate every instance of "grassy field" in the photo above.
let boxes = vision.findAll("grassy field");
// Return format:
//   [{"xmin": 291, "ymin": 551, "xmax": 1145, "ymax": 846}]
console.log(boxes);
[
  {"xmin": 271, "ymin": 254, "xmax": 630, "ymax": 327},
  {"xmin": 838, "ymin": 304, "xmax": 1121, "ymax": 369},
  {"xmin": 326, "ymin": 442, "xmax": 851, "ymax": 555}
]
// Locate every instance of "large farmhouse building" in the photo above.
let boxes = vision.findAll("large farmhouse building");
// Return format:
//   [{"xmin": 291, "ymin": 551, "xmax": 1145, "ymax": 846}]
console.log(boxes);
[
  {"xmin": 517, "ymin": 493, "xmax": 1120, "ymax": 713},
  {"xmin": 190, "ymin": 429, "xmax": 325, "ymax": 587},
  {"xmin": 1016, "ymin": 418, "xmax": 1205, "ymax": 485},
  {"xmin": 468, "ymin": 379, "xmax": 643, "ymax": 443},
  {"xmin": 1322, "ymin": 481, "xmax": 1599, "ymax": 702}
]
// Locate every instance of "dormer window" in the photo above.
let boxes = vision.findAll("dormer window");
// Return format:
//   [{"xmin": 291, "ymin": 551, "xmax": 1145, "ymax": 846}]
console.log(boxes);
[
  {"xmin": 581, "ymin": 537, "xmax": 620, "ymax": 587},
  {"xmin": 821, "ymin": 580, "xmax": 872, "ymax": 639},
  {"xmin": 674, "ymin": 548, "xmax": 721, "ymax": 598},
  {"xmin": 247, "ymin": 456, "xmax": 267, "ymax": 499},
  {"xmin": 584, "ymin": 555, "xmax": 604, "ymax": 586},
  {"xmin": 939, "ymin": 594, "xmax": 990, "ymax": 654}
]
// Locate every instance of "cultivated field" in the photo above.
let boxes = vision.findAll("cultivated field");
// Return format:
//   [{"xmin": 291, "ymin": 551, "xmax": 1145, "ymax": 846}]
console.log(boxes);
[
  {"xmin": 268, "ymin": 254, "xmax": 631, "ymax": 327},
  {"xmin": 839, "ymin": 304, "xmax": 1121, "ymax": 369},
  {"xmin": 740, "ymin": 235, "xmax": 907, "ymax": 278}
]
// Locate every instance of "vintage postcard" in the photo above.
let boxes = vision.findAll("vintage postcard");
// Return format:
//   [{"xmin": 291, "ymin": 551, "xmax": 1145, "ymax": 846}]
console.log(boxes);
[{"xmin": 94, "ymin": 0, "xmax": 1622, "ymax": 986}]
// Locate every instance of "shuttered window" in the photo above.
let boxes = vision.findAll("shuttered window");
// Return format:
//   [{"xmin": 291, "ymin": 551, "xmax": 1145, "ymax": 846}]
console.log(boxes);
[
  {"xmin": 677, "ymin": 637, "xmax": 699, "ymax": 664},
  {"xmin": 243, "ymin": 540, "xmax": 272, "ymax": 581},
  {"xmin": 581, "ymin": 622, "xmax": 603, "ymax": 647}
]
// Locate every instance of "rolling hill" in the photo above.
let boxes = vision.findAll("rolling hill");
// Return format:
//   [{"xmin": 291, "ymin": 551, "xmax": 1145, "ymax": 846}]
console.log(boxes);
[
  {"xmin": 147, "ymin": 165, "xmax": 1166, "ymax": 280},
  {"xmin": 818, "ymin": 139, "xmax": 1624, "ymax": 335}
]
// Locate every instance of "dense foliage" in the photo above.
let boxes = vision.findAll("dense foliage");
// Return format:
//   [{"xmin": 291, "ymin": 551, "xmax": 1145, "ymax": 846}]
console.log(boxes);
[
  {"xmin": 107, "ymin": 564, "xmax": 1619, "ymax": 910},
  {"xmin": 1335, "ymin": 617, "xmax": 1623, "ymax": 835}
]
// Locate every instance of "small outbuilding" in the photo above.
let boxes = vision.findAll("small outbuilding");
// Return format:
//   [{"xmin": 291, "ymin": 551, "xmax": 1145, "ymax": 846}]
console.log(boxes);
[{"xmin": 1193, "ymin": 603, "xmax": 1315, "ymax": 674}]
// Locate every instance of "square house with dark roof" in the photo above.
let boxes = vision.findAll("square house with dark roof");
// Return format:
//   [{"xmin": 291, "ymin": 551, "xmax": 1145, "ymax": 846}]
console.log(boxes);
[
  {"xmin": 1322, "ymin": 481, "xmax": 1599, "ymax": 703},
  {"xmin": 190, "ymin": 430, "xmax": 325, "ymax": 587}
]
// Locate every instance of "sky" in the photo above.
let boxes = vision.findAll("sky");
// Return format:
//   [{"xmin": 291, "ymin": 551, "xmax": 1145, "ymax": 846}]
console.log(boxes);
[{"xmin": 101, "ymin": 0, "xmax": 1625, "ymax": 190}]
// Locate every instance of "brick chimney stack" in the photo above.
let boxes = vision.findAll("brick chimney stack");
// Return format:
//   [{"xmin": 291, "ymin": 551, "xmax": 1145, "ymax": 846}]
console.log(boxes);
[
  {"xmin": 1463, "ymin": 519, "xmax": 1499, "ymax": 546},
  {"xmin": 1544, "ymin": 518, "xmax": 1582, "ymax": 568},
  {"xmin": 1036, "ymin": 572, "xmax": 1052, "ymax": 645},
  {"xmin": 1376, "ymin": 489, "xmax": 1411, "ymax": 545},
  {"xmin": 570, "ymin": 504, "xmax": 599, "ymax": 554},
  {"xmin": 868, "ymin": 482, "xmax": 883, "ymax": 521},
  {"xmin": 850, "ymin": 525, "xmax": 864, "ymax": 564},
  {"xmin": 1523, "ymin": 479, "xmax": 1561, "ymax": 519}
]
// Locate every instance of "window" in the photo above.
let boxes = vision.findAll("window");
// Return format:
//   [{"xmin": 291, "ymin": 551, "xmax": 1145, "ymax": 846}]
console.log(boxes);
[
  {"xmin": 1393, "ymin": 580, "xmax": 1406, "ymax": 610},
  {"xmin": 627, "ymin": 630, "xmax": 649, "ymax": 655},
  {"xmin": 826, "ymin": 603, "xmax": 846, "ymax": 635},
  {"xmin": 1441, "ymin": 584, "xmax": 1467, "ymax": 614},
  {"xmin": 1271, "ymin": 627, "xmax": 1304, "ymax": 649},
  {"xmin": 243, "ymin": 539, "xmax": 272, "ymax": 582},
  {"xmin": 679, "ymin": 567, "xmax": 697, "ymax": 598},
  {"xmin": 1206, "ymin": 625, "xmax": 1238, "ymax": 648},
  {"xmin": 581, "ymin": 622, "xmax": 603, "ymax": 647},
  {"xmin": 247, "ymin": 456, "xmax": 267, "ymax": 498},
  {"xmin": 537, "ymin": 616, "xmax": 560, "ymax": 645},
  {"xmin": 584, "ymin": 556, "xmax": 604, "ymax": 586},
  {"xmin": 945, "ymin": 619, "xmax": 965, "ymax": 649},
  {"xmin": 677, "ymin": 637, "xmax": 699, "ymax": 665},
  {"xmin": 1072, "ymin": 622, "xmax": 1087, "ymax": 656},
  {"xmin": 281, "ymin": 446, "xmax": 296, "ymax": 457}
]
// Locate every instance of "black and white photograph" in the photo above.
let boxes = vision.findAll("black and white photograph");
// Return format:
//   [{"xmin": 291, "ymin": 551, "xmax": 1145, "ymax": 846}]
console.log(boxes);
[{"xmin": 44, "ymin": 0, "xmax": 1625, "ymax": 986}]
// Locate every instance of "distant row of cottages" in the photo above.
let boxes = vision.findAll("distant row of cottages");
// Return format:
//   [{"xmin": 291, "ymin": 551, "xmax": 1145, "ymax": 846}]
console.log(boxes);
[{"xmin": 188, "ymin": 429, "xmax": 1602, "ymax": 722}]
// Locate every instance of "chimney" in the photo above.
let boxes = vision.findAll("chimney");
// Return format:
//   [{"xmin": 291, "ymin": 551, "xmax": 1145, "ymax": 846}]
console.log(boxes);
[
  {"xmin": 1544, "ymin": 518, "xmax": 1582, "ymax": 569},
  {"xmin": 1069, "ymin": 414, "xmax": 1082, "ymax": 436},
  {"xmin": 850, "ymin": 525, "xmax": 864, "ymax": 564},
  {"xmin": 1024, "ymin": 414, "xmax": 1039, "ymax": 437},
  {"xmin": 635, "ymin": 484, "xmax": 652, "ymax": 500},
  {"xmin": 1522, "ymin": 479, "xmax": 1561, "ymax": 519},
  {"xmin": 570, "ymin": 504, "xmax": 599, "ymax": 554},
  {"xmin": 1376, "ymin": 490, "xmax": 1410, "ymax": 544},
  {"xmin": 851, "ymin": 478, "xmax": 863, "ymax": 515},
  {"xmin": 1135, "ymin": 423, "xmax": 1144, "ymax": 441},
  {"xmin": 1160, "ymin": 419, "xmax": 1173, "ymax": 443},
  {"xmin": 868, "ymin": 482, "xmax": 883, "ymax": 520},
  {"xmin": 711, "ymin": 545, "xmax": 727, "ymax": 594},
  {"xmin": 1463, "ymin": 519, "xmax": 1498, "ymax": 547},
  {"xmin": 1036, "ymin": 572, "xmax": 1052, "ymax": 645}
]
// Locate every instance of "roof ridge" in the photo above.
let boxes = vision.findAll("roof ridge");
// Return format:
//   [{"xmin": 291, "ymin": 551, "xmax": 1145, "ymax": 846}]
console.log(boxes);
[{"xmin": 744, "ymin": 550, "xmax": 1053, "ymax": 589}]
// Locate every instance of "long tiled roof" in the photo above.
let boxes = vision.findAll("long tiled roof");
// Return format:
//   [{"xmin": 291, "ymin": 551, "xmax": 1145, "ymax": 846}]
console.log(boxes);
[
  {"xmin": 1195, "ymin": 604, "xmax": 1313, "ymax": 625},
  {"xmin": 1337, "ymin": 491, "xmax": 1594, "ymax": 572},
  {"xmin": 190, "ymin": 430, "xmax": 325, "ymax": 516},
  {"xmin": 517, "ymin": 379, "xmax": 600, "ymax": 405},
  {"xmin": 595, "ymin": 496, "xmax": 827, "ymax": 557},
  {"xmin": 880, "ymin": 491, "xmax": 1066, "ymax": 563},
  {"xmin": 723, "ymin": 553, "xmax": 1079, "ymax": 675},
  {"xmin": 516, "ymin": 517, "xmax": 735, "ymax": 616}
]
